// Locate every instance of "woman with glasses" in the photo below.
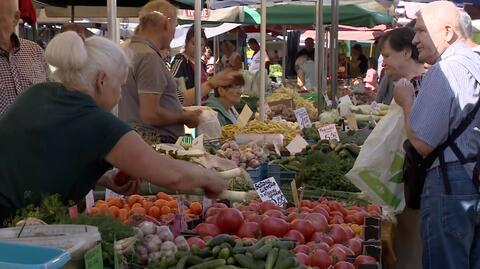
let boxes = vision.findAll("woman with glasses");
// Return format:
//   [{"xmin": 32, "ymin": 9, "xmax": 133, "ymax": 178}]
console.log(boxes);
[{"xmin": 205, "ymin": 73, "xmax": 245, "ymax": 126}]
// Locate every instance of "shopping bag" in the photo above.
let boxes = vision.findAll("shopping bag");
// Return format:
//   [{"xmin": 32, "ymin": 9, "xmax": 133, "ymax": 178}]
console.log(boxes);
[
  {"xmin": 184, "ymin": 106, "xmax": 222, "ymax": 140},
  {"xmin": 346, "ymin": 101, "xmax": 406, "ymax": 211}
]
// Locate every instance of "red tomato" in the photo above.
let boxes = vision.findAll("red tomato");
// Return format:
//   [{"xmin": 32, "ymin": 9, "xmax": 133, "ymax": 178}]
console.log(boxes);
[
  {"xmin": 205, "ymin": 215, "xmax": 218, "ymax": 224},
  {"xmin": 347, "ymin": 237, "xmax": 363, "ymax": 256},
  {"xmin": 318, "ymin": 204, "xmax": 331, "ymax": 213},
  {"xmin": 343, "ymin": 226, "xmax": 355, "ymax": 239},
  {"xmin": 304, "ymin": 213, "xmax": 329, "ymax": 233},
  {"xmin": 330, "ymin": 214, "xmax": 345, "ymax": 224},
  {"xmin": 307, "ymin": 241, "xmax": 330, "ymax": 252},
  {"xmin": 311, "ymin": 206, "xmax": 330, "ymax": 218},
  {"xmin": 286, "ymin": 207, "xmax": 297, "ymax": 214},
  {"xmin": 212, "ymin": 202, "xmax": 228, "ymax": 208},
  {"xmin": 186, "ymin": 237, "xmax": 206, "ymax": 249},
  {"xmin": 301, "ymin": 207, "xmax": 312, "ymax": 213},
  {"xmin": 367, "ymin": 204, "xmax": 382, "ymax": 216},
  {"xmin": 238, "ymin": 205, "xmax": 253, "ymax": 212},
  {"xmin": 246, "ymin": 213, "xmax": 263, "ymax": 224},
  {"xmin": 329, "ymin": 224, "xmax": 348, "ymax": 244},
  {"xmin": 293, "ymin": 244, "xmax": 311, "ymax": 254},
  {"xmin": 287, "ymin": 212, "xmax": 299, "ymax": 222},
  {"xmin": 311, "ymin": 232, "xmax": 334, "ymax": 246},
  {"xmin": 329, "ymin": 201, "xmax": 348, "ymax": 217},
  {"xmin": 194, "ymin": 223, "xmax": 221, "ymax": 237},
  {"xmin": 237, "ymin": 222, "xmax": 261, "ymax": 238},
  {"xmin": 310, "ymin": 249, "xmax": 333, "ymax": 269},
  {"xmin": 259, "ymin": 201, "xmax": 280, "ymax": 214},
  {"xmin": 285, "ymin": 229, "xmax": 305, "ymax": 244},
  {"xmin": 328, "ymin": 246, "xmax": 347, "ymax": 262},
  {"xmin": 264, "ymin": 209, "xmax": 284, "ymax": 218},
  {"xmin": 205, "ymin": 207, "xmax": 222, "ymax": 218},
  {"xmin": 300, "ymin": 200, "xmax": 313, "ymax": 208},
  {"xmin": 332, "ymin": 244, "xmax": 355, "ymax": 256},
  {"xmin": 354, "ymin": 255, "xmax": 377, "ymax": 268},
  {"xmin": 291, "ymin": 219, "xmax": 315, "ymax": 240},
  {"xmin": 295, "ymin": 252, "xmax": 311, "ymax": 266},
  {"xmin": 260, "ymin": 217, "xmax": 290, "ymax": 237},
  {"xmin": 334, "ymin": 261, "xmax": 355, "ymax": 269},
  {"xmin": 216, "ymin": 208, "xmax": 244, "ymax": 234}
]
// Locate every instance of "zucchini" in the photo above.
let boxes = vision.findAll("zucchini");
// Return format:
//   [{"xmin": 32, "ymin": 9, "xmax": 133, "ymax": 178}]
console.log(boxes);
[
  {"xmin": 186, "ymin": 255, "xmax": 204, "ymax": 266},
  {"xmin": 233, "ymin": 254, "xmax": 257, "ymax": 269},
  {"xmin": 207, "ymin": 235, "xmax": 235, "ymax": 247},
  {"xmin": 274, "ymin": 257, "xmax": 297, "ymax": 269},
  {"xmin": 187, "ymin": 259, "xmax": 226, "ymax": 269},
  {"xmin": 265, "ymin": 248, "xmax": 279, "ymax": 269},
  {"xmin": 253, "ymin": 244, "xmax": 272, "ymax": 259},
  {"xmin": 176, "ymin": 256, "xmax": 188, "ymax": 269}
]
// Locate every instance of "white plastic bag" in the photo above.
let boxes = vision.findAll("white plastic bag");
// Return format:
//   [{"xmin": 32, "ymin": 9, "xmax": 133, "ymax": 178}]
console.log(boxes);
[
  {"xmin": 346, "ymin": 101, "xmax": 406, "ymax": 211},
  {"xmin": 184, "ymin": 106, "xmax": 222, "ymax": 140}
]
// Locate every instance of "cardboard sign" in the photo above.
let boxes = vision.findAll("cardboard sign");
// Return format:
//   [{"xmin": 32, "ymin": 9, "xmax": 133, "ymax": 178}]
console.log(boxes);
[
  {"xmin": 192, "ymin": 134, "xmax": 205, "ymax": 150},
  {"xmin": 268, "ymin": 98, "xmax": 295, "ymax": 110},
  {"xmin": 84, "ymin": 244, "xmax": 103, "ymax": 269},
  {"xmin": 85, "ymin": 190, "xmax": 95, "ymax": 212},
  {"xmin": 286, "ymin": 135, "xmax": 309, "ymax": 155},
  {"xmin": 346, "ymin": 113, "xmax": 358, "ymax": 131},
  {"xmin": 294, "ymin": 107, "xmax": 312, "ymax": 129},
  {"xmin": 318, "ymin": 124, "xmax": 340, "ymax": 141},
  {"xmin": 236, "ymin": 104, "xmax": 253, "ymax": 128},
  {"xmin": 254, "ymin": 177, "xmax": 288, "ymax": 207}
]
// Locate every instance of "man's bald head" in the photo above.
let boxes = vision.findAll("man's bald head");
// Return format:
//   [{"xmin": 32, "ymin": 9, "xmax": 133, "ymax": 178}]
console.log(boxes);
[
  {"xmin": 0, "ymin": 0, "xmax": 20, "ymax": 50},
  {"xmin": 412, "ymin": 1, "xmax": 464, "ymax": 64}
]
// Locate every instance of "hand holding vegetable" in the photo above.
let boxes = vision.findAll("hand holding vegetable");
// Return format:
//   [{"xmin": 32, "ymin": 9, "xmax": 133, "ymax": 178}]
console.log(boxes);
[{"xmin": 97, "ymin": 168, "xmax": 140, "ymax": 196}]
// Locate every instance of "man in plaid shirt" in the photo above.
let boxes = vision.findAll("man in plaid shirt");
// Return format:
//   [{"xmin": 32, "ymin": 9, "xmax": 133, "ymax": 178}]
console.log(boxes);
[{"xmin": 0, "ymin": 0, "xmax": 49, "ymax": 114}]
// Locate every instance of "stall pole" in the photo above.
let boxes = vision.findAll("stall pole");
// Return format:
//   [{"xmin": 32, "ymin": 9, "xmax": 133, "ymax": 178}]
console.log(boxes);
[
  {"xmin": 107, "ymin": 0, "xmax": 118, "ymax": 43},
  {"xmin": 282, "ymin": 25, "xmax": 287, "ymax": 82},
  {"xmin": 259, "ymin": 0, "xmax": 267, "ymax": 121},
  {"xmin": 315, "ymin": 0, "xmax": 324, "ymax": 114},
  {"xmin": 330, "ymin": 0, "xmax": 339, "ymax": 107},
  {"xmin": 194, "ymin": 0, "xmax": 202, "ymax": 105},
  {"xmin": 213, "ymin": 35, "xmax": 219, "ymax": 74}
]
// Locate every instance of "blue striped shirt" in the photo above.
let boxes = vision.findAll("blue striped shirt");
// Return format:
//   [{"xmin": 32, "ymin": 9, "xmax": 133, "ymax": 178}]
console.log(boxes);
[{"xmin": 410, "ymin": 41, "xmax": 480, "ymax": 164}]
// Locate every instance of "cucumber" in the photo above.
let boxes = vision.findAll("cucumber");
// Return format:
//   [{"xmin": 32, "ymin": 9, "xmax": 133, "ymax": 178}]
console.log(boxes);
[
  {"xmin": 166, "ymin": 256, "xmax": 178, "ymax": 267},
  {"xmin": 186, "ymin": 255, "xmax": 204, "ymax": 266},
  {"xmin": 274, "ymin": 249, "xmax": 290, "ymax": 267},
  {"xmin": 227, "ymin": 257, "xmax": 236, "ymax": 265},
  {"xmin": 176, "ymin": 256, "xmax": 188, "ymax": 269},
  {"xmin": 232, "ymin": 246, "xmax": 249, "ymax": 254},
  {"xmin": 196, "ymin": 247, "xmax": 212, "ymax": 258},
  {"xmin": 265, "ymin": 248, "xmax": 279, "ymax": 269},
  {"xmin": 220, "ymin": 242, "xmax": 233, "ymax": 251},
  {"xmin": 272, "ymin": 240, "xmax": 295, "ymax": 250},
  {"xmin": 207, "ymin": 235, "xmax": 235, "ymax": 247},
  {"xmin": 176, "ymin": 251, "xmax": 189, "ymax": 260},
  {"xmin": 218, "ymin": 247, "xmax": 231, "ymax": 260},
  {"xmin": 274, "ymin": 257, "xmax": 297, "ymax": 269},
  {"xmin": 253, "ymin": 244, "xmax": 272, "ymax": 259},
  {"xmin": 159, "ymin": 257, "xmax": 168, "ymax": 269},
  {"xmin": 253, "ymin": 260, "xmax": 266, "ymax": 269},
  {"xmin": 212, "ymin": 246, "xmax": 221, "ymax": 256},
  {"xmin": 234, "ymin": 240, "xmax": 244, "ymax": 248},
  {"xmin": 216, "ymin": 266, "xmax": 242, "ymax": 269},
  {"xmin": 246, "ymin": 238, "xmax": 266, "ymax": 253},
  {"xmin": 233, "ymin": 254, "xmax": 257, "ymax": 269},
  {"xmin": 186, "ymin": 259, "xmax": 226, "ymax": 269}
]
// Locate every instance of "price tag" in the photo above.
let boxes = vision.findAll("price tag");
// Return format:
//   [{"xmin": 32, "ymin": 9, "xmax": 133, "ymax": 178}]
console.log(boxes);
[
  {"xmin": 85, "ymin": 190, "xmax": 95, "ymax": 212},
  {"xmin": 273, "ymin": 142, "xmax": 281, "ymax": 156},
  {"xmin": 192, "ymin": 134, "xmax": 204, "ymax": 150},
  {"xmin": 318, "ymin": 124, "xmax": 340, "ymax": 141},
  {"xmin": 105, "ymin": 189, "xmax": 123, "ymax": 201},
  {"xmin": 346, "ymin": 113, "xmax": 358, "ymax": 131},
  {"xmin": 236, "ymin": 104, "xmax": 253, "ymax": 128},
  {"xmin": 290, "ymin": 180, "xmax": 300, "ymax": 208},
  {"xmin": 286, "ymin": 135, "xmax": 309, "ymax": 155},
  {"xmin": 84, "ymin": 244, "xmax": 103, "ymax": 269},
  {"xmin": 294, "ymin": 107, "xmax": 312, "ymax": 129},
  {"xmin": 68, "ymin": 205, "xmax": 78, "ymax": 219},
  {"xmin": 253, "ymin": 177, "xmax": 287, "ymax": 207}
]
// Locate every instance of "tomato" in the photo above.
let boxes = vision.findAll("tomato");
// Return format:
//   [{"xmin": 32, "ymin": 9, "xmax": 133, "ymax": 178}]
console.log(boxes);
[
  {"xmin": 186, "ymin": 237, "xmax": 206, "ymax": 249},
  {"xmin": 311, "ymin": 232, "xmax": 334, "ymax": 246},
  {"xmin": 301, "ymin": 206, "xmax": 312, "ymax": 213},
  {"xmin": 291, "ymin": 219, "xmax": 315, "ymax": 240},
  {"xmin": 285, "ymin": 229, "xmax": 305, "ymax": 244},
  {"xmin": 311, "ymin": 206, "xmax": 330, "ymax": 218},
  {"xmin": 194, "ymin": 223, "xmax": 221, "ymax": 237},
  {"xmin": 287, "ymin": 212, "xmax": 300, "ymax": 222},
  {"xmin": 295, "ymin": 252, "xmax": 311, "ymax": 266},
  {"xmin": 238, "ymin": 205, "xmax": 253, "ymax": 212},
  {"xmin": 304, "ymin": 213, "xmax": 329, "ymax": 233},
  {"xmin": 343, "ymin": 225, "xmax": 355, "ymax": 239},
  {"xmin": 334, "ymin": 261, "xmax": 355, "ymax": 269},
  {"xmin": 286, "ymin": 207, "xmax": 297, "ymax": 213},
  {"xmin": 205, "ymin": 215, "xmax": 218, "ymax": 224},
  {"xmin": 205, "ymin": 207, "xmax": 222, "ymax": 218},
  {"xmin": 307, "ymin": 241, "xmax": 330, "ymax": 252},
  {"xmin": 318, "ymin": 204, "xmax": 331, "ymax": 213},
  {"xmin": 237, "ymin": 222, "xmax": 261, "ymax": 238},
  {"xmin": 260, "ymin": 217, "xmax": 290, "ymax": 237},
  {"xmin": 246, "ymin": 213, "xmax": 263, "ymax": 224},
  {"xmin": 354, "ymin": 255, "xmax": 377, "ymax": 268},
  {"xmin": 293, "ymin": 244, "xmax": 311, "ymax": 254},
  {"xmin": 328, "ymin": 246, "xmax": 347, "ymax": 262},
  {"xmin": 310, "ymin": 249, "xmax": 333, "ymax": 269},
  {"xmin": 212, "ymin": 202, "xmax": 228, "ymax": 208},
  {"xmin": 330, "ymin": 214, "xmax": 344, "ymax": 224},
  {"xmin": 264, "ymin": 209, "xmax": 284, "ymax": 218},
  {"xmin": 347, "ymin": 237, "xmax": 363, "ymax": 256},
  {"xmin": 259, "ymin": 201, "xmax": 280, "ymax": 214},
  {"xmin": 330, "ymin": 224, "xmax": 348, "ymax": 244},
  {"xmin": 329, "ymin": 201, "xmax": 348, "ymax": 217},
  {"xmin": 300, "ymin": 200, "xmax": 313, "ymax": 208},
  {"xmin": 367, "ymin": 204, "xmax": 382, "ymax": 216},
  {"xmin": 216, "ymin": 208, "xmax": 244, "ymax": 234}
]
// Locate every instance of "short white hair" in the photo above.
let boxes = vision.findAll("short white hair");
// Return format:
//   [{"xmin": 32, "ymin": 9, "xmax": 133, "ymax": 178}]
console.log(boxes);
[
  {"xmin": 45, "ymin": 31, "xmax": 130, "ymax": 94},
  {"xmin": 460, "ymin": 10, "xmax": 473, "ymax": 38}
]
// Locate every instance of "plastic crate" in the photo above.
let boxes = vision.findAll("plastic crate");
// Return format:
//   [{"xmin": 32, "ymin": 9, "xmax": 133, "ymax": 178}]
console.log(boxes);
[
  {"xmin": 267, "ymin": 163, "xmax": 297, "ymax": 186},
  {"xmin": 247, "ymin": 163, "xmax": 268, "ymax": 183},
  {"xmin": 0, "ymin": 225, "xmax": 100, "ymax": 268},
  {"xmin": 0, "ymin": 241, "xmax": 70, "ymax": 269}
]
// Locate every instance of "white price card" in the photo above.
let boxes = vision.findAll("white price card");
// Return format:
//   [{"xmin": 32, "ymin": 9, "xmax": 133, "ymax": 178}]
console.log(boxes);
[
  {"xmin": 236, "ymin": 104, "xmax": 253, "ymax": 128},
  {"xmin": 286, "ymin": 135, "xmax": 309, "ymax": 155},
  {"xmin": 294, "ymin": 107, "xmax": 312, "ymax": 129},
  {"xmin": 85, "ymin": 190, "xmax": 95, "ymax": 212},
  {"xmin": 318, "ymin": 124, "xmax": 340, "ymax": 141},
  {"xmin": 191, "ymin": 134, "xmax": 204, "ymax": 150},
  {"xmin": 253, "ymin": 177, "xmax": 288, "ymax": 207},
  {"xmin": 105, "ymin": 188, "xmax": 123, "ymax": 201}
]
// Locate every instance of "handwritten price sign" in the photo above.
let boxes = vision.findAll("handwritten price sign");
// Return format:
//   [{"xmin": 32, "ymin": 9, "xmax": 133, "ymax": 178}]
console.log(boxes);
[
  {"xmin": 294, "ymin": 107, "xmax": 312, "ymax": 129},
  {"xmin": 318, "ymin": 124, "xmax": 340, "ymax": 141},
  {"xmin": 253, "ymin": 177, "xmax": 287, "ymax": 207}
]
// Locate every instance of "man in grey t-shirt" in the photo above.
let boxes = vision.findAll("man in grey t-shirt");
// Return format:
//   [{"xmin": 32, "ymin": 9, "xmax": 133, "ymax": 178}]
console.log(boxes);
[{"xmin": 119, "ymin": 3, "xmax": 200, "ymax": 143}]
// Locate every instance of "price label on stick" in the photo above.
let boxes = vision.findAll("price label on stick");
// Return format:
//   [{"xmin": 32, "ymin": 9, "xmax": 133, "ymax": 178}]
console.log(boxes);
[
  {"xmin": 253, "ymin": 177, "xmax": 287, "ymax": 207},
  {"xmin": 286, "ymin": 135, "xmax": 309, "ymax": 155},
  {"xmin": 191, "ymin": 134, "xmax": 205, "ymax": 150},
  {"xmin": 318, "ymin": 124, "xmax": 340, "ymax": 141},
  {"xmin": 236, "ymin": 104, "xmax": 253, "ymax": 128},
  {"xmin": 290, "ymin": 180, "xmax": 300, "ymax": 208},
  {"xmin": 294, "ymin": 107, "xmax": 312, "ymax": 129},
  {"xmin": 85, "ymin": 190, "xmax": 95, "ymax": 212}
]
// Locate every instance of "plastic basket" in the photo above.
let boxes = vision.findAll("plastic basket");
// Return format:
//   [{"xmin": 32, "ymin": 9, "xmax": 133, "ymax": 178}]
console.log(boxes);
[
  {"xmin": 0, "ymin": 241, "xmax": 71, "ymax": 269},
  {"xmin": 267, "ymin": 163, "xmax": 297, "ymax": 186},
  {"xmin": 247, "ymin": 163, "xmax": 268, "ymax": 183},
  {"xmin": 0, "ymin": 225, "xmax": 101, "ymax": 262}
]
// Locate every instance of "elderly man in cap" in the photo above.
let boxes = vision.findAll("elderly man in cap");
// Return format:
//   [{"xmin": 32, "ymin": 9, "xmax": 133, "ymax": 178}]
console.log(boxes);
[
  {"xmin": 0, "ymin": 0, "xmax": 49, "ymax": 114},
  {"xmin": 394, "ymin": 1, "xmax": 480, "ymax": 268}
]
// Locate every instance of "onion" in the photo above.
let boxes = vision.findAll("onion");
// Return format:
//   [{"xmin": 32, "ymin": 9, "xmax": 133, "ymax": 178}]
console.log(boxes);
[
  {"xmin": 148, "ymin": 251, "xmax": 163, "ymax": 263},
  {"xmin": 144, "ymin": 234, "xmax": 162, "ymax": 252},
  {"xmin": 248, "ymin": 159, "xmax": 261, "ymax": 168},
  {"xmin": 138, "ymin": 221, "xmax": 157, "ymax": 235},
  {"xmin": 135, "ymin": 244, "xmax": 148, "ymax": 256},
  {"xmin": 175, "ymin": 236, "xmax": 190, "ymax": 251},
  {"xmin": 133, "ymin": 227, "xmax": 144, "ymax": 241},
  {"xmin": 157, "ymin": 226, "xmax": 174, "ymax": 241},
  {"xmin": 160, "ymin": 241, "xmax": 178, "ymax": 257}
]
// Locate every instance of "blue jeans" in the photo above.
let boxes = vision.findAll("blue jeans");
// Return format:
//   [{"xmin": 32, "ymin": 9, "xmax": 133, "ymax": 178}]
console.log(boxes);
[{"xmin": 421, "ymin": 162, "xmax": 480, "ymax": 269}]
